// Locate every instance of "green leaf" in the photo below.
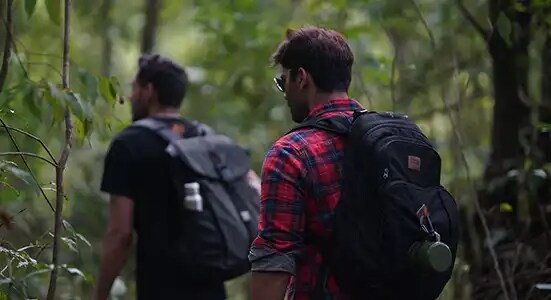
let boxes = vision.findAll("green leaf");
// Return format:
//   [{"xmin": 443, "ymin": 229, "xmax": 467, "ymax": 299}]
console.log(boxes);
[
  {"xmin": 74, "ymin": 119, "xmax": 87, "ymax": 145},
  {"xmin": 65, "ymin": 91, "xmax": 92, "ymax": 122},
  {"xmin": 42, "ymin": 82, "xmax": 66, "ymax": 124},
  {"xmin": 79, "ymin": 72, "xmax": 99, "ymax": 104},
  {"xmin": 75, "ymin": 233, "xmax": 91, "ymax": 248},
  {"xmin": 25, "ymin": 0, "xmax": 37, "ymax": 18},
  {"xmin": 24, "ymin": 85, "xmax": 41, "ymax": 120},
  {"xmin": 499, "ymin": 203, "xmax": 513, "ymax": 212},
  {"xmin": 66, "ymin": 89, "xmax": 94, "ymax": 143},
  {"xmin": 0, "ymin": 88, "xmax": 16, "ymax": 108},
  {"xmin": 0, "ymin": 161, "xmax": 33, "ymax": 185},
  {"xmin": 99, "ymin": 77, "xmax": 116, "ymax": 106},
  {"xmin": 46, "ymin": 0, "xmax": 62, "ymax": 25},
  {"xmin": 22, "ymin": 268, "xmax": 50, "ymax": 280},
  {"xmin": 61, "ymin": 265, "xmax": 92, "ymax": 282},
  {"xmin": 62, "ymin": 219, "xmax": 75, "ymax": 234},
  {"xmin": 0, "ymin": 181, "xmax": 20, "ymax": 203},
  {"xmin": 61, "ymin": 237, "xmax": 78, "ymax": 253},
  {"xmin": 495, "ymin": 12, "xmax": 512, "ymax": 47},
  {"xmin": 109, "ymin": 77, "xmax": 119, "ymax": 99},
  {"xmin": 513, "ymin": 2, "xmax": 527, "ymax": 12},
  {"xmin": 536, "ymin": 122, "xmax": 551, "ymax": 132}
]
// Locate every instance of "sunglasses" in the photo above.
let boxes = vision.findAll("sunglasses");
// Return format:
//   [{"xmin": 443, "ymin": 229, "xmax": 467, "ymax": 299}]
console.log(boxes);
[{"xmin": 273, "ymin": 75, "xmax": 286, "ymax": 93}]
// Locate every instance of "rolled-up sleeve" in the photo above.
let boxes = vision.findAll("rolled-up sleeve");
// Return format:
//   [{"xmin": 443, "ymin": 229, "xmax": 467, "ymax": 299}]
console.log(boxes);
[{"xmin": 248, "ymin": 141, "xmax": 306, "ymax": 275}]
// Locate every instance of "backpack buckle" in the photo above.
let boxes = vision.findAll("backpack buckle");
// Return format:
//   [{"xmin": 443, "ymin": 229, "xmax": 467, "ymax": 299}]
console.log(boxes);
[
  {"xmin": 209, "ymin": 151, "xmax": 232, "ymax": 181},
  {"xmin": 352, "ymin": 109, "xmax": 368, "ymax": 120},
  {"xmin": 217, "ymin": 165, "xmax": 232, "ymax": 181}
]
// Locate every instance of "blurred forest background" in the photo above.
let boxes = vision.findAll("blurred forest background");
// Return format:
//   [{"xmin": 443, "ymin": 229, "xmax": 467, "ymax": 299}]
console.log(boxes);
[{"xmin": 0, "ymin": 0, "xmax": 550, "ymax": 299}]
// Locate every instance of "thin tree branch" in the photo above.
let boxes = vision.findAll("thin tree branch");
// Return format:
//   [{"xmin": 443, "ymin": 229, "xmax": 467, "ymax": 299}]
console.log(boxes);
[
  {"xmin": 9, "ymin": 44, "xmax": 29, "ymax": 79},
  {"xmin": 0, "ymin": 10, "xmax": 28, "ymax": 80},
  {"xmin": 410, "ymin": 0, "xmax": 436, "ymax": 50},
  {"xmin": 25, "ymin": 62, "xmax": 63, "ymax": 80},
  {"xmin": 0, "ymin": 0, "xmax": 13, "ymax": 93},
  {"xmin": 47, "ymin": 0, "xmax": 73, "ymax": 298},
  {"xmin": 0, "ymin": 152, "xmax": 57, "ymax": 167},
  {"xmin": 355, "ymin": 69, "xmax": 374, "ymax": 110},
  {"xmin": 409, "ymin": 2, "xmax": 511, "ymax": 298},
  {"xmin": 409, "ymin": 101, "xmax": 463, "ymax": 120},
  {"xmin": 389, "ymin": 34, "xmax": 399, "ymax": 110},
  {"xmin": 13, "ymin": 39, "xmax": 82, "ymax": 70},
  {"xmin": 382, "ymin": 25, "xmax": 403, "ymax": 111},
  {"xmin": 0, "ymin": 125, "xmax": 57, "ymax": 163},
  {"xmin": 0, "ymin": 118, "xmax": 56, "ymax": 211},
  {"xmin": 456, "ymin": 0, "xmax": 490, "ymax": 40}
]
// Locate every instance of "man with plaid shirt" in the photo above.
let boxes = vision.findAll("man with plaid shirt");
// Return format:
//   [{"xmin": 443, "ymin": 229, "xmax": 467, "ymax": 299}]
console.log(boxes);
[{"xmin": 249, "ymin": 26, "xmax": 363, "ymax": 300}]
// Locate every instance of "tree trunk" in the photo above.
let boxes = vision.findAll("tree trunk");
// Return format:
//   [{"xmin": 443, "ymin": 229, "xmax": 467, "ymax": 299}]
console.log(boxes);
[
  {"xmin": 141, "ymin": 0, "xmax": 161, "ymax": 54},
  {"xmin": 538, "ymin": 37, "xmax": 551, "ymax": 162},
  {"xmin": 100, "ymin": 0, "xmax": 113, "ymax": 76},
  {"xmin": 473, "ymin": 0, "xmax": 551, "ymax": 298},
  {"xmin": 484, "ymin": 0, "xmax": 531, "ymax": 182}
]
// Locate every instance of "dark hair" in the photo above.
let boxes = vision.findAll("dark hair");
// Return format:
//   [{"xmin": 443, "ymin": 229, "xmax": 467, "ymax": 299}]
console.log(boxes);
[
  {"xmin": 136, "ymin": 54, "xmax": 188, "ymax": 107},
  {"xmin": 272, "ymin": 26, "xmax": 354, "ymax": 93}
]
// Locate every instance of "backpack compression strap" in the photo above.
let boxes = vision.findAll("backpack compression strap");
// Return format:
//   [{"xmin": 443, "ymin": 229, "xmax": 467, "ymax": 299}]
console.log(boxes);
[
  {"xmin": 132, "ymin": 118, "xmax": 183, "ymax": 144},
  {"xmin": 132, "ymin": 118, "xmax": 214, "ymax": 141},
  {"xmin": 133, "ymin": 118, "xmax": 235, "ymax": 180}
]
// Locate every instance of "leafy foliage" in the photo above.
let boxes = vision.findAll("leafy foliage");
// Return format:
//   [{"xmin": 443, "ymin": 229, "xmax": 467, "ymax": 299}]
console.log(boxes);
[{"xmin": 0, "ymin": 0, "xmax": 550, "ymax": 299}]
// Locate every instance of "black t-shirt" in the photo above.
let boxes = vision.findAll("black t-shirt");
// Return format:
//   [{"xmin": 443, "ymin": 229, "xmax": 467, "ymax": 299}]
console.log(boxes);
[{"xmin": 100, "ymin": 117, "xmax": 227, "ymax": 300}]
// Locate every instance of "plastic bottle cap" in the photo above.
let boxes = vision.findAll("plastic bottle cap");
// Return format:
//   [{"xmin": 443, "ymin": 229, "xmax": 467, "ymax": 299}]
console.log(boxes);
[{"xmin": 184, "ymin": 182, "xmax": 200, "ymax": 189}]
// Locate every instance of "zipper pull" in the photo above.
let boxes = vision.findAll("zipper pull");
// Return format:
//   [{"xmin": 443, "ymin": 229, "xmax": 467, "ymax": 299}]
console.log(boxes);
[{"xmin": 383, "ymin": 168, "xmax": 389, "ymax": 179}]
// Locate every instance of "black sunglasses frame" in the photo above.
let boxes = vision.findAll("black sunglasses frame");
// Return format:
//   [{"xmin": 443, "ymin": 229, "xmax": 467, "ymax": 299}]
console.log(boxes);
[{"xmin": 273, "ymin": 76, "xmax": 285, "ymax": 93}]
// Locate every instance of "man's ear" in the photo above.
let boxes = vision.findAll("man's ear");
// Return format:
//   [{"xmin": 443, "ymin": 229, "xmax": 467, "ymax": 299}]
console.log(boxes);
[
  {"xmin": 297, "ymin": 67, "xmax": 309, "ymax": 89},
  {"xmin": 145, "ymin": 83, "xmax": 155, "ymax": 101}
]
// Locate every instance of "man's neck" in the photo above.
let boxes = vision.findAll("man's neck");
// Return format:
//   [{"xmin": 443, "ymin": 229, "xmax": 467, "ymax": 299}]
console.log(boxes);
[
  {"xmin": 309, "ymin": 91, "xmax": 349, "ymax": 108},
  {"xmin": 150, "ymin": 107, "xmax": 181, "ymax": 119}
]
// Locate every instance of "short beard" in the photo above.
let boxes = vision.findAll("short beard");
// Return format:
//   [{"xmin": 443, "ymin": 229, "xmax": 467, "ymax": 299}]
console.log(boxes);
[
  {"xmin": 131, "ymin": 103, "xmax": 148, "ymax": 122},
  {"xmin": 290, "ymin": 105, "xmax": 310, "ymax": 123}
]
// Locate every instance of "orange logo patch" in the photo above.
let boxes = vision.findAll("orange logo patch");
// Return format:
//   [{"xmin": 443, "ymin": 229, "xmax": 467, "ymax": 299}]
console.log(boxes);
[
  {"xmin": 171, "ymin": 123, "xmax": 186, "ymax": 135},
  {"xmin": 408, "ymin": 155, "xmax": 421, "ymax": 171}
]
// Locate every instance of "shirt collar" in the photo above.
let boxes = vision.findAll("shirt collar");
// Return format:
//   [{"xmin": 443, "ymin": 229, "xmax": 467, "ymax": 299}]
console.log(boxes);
[{"xmin": 304, "ymin": 98, "xmax": 364, "ymax": 121}]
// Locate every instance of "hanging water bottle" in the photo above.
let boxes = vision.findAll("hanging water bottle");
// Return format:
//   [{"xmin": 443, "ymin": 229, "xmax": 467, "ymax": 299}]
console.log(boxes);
[
  {"xmin": 408, "ymin": 204, "xmax": 452, "ymax": 273},
  {"xmin": 183, "ymin": 182, "xmax": 203, "ymax": 212}
]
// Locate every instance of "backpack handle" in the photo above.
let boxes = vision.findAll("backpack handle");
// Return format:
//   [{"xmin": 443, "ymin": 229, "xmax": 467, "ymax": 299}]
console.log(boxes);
[{"xmin": 287, "ymin": 114, "xmax": 354, "ymax": 136}]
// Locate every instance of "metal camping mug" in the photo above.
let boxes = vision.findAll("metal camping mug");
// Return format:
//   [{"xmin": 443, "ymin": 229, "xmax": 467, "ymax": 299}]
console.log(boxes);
[{"xmin": 408, "ymin": 240, "xmax": 452, "ymax": 273}]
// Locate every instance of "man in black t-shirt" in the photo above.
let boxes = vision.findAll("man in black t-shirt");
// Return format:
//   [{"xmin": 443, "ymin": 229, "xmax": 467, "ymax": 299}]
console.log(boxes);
[{"xmin": 95, "ymin": 54, "xmax": 227, "ymax": 300}]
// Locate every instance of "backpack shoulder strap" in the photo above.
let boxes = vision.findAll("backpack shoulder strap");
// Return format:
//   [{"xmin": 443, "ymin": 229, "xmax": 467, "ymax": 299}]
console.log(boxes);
[
  {"xmin": 132, "ymin": 118, "xmax": 183, "ymax": 144},
  {"xmin": 287, "ymin": 114, "xmax": 352, "ymax": 136},
  {"xmin": 190, "ymin": 120, "xmax": 215, "ymax": 136}
]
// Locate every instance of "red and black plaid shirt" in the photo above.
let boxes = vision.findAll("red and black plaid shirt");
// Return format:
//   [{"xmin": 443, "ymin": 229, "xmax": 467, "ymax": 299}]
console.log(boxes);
[{"xmin": 249, "ymin": 98, "xmax": 364, "ymax": 300}]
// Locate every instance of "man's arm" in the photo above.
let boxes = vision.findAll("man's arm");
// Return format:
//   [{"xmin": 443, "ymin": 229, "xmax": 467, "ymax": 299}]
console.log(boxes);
[
  {"xmin": 251, "ymin": 271, "xmax": 290, "ymax": 300},
  {"xmin": 95, "ymin": 195, "xmax": 134, "ymax": 300},
  {"xmin": 249, "ymin": 142, "xmax": 306, "ymax": 300},
  {"xmin": 246, "ymin": 169, "xmax": 261, "ymax": 195},
  {"xmin": 96, "ymin": 139, "xmax": 136, "ymax": 300}
]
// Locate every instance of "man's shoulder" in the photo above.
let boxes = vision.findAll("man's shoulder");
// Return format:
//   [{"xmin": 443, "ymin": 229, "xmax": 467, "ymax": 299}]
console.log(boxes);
[
  {"xmin": 105, "ymin": 123, "xmax": 165, "ymax": 160},
  {"xmin": 269, "ymin": 129, "xmax": 312, "ymax": 156},
  {"xmin": 114, "ymin": 123, "xmax": 148, "ymax": 140},
  {"xmin": 270, "ymin": 124, "xmax": 336, "ymax": 154},
  {"xmin": 111, "ymin": 124, "xmax": 154, "ymax": 148}
]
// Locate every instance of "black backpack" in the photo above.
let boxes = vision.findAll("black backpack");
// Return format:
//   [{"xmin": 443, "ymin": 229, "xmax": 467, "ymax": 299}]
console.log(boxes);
[
  {"xmin": 133, "ymin": 118, "xmax": 260, "ymax": 283},
  {"xmin": 291, "ymin": 110, "xmax": 460, "ymax": 300}
]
